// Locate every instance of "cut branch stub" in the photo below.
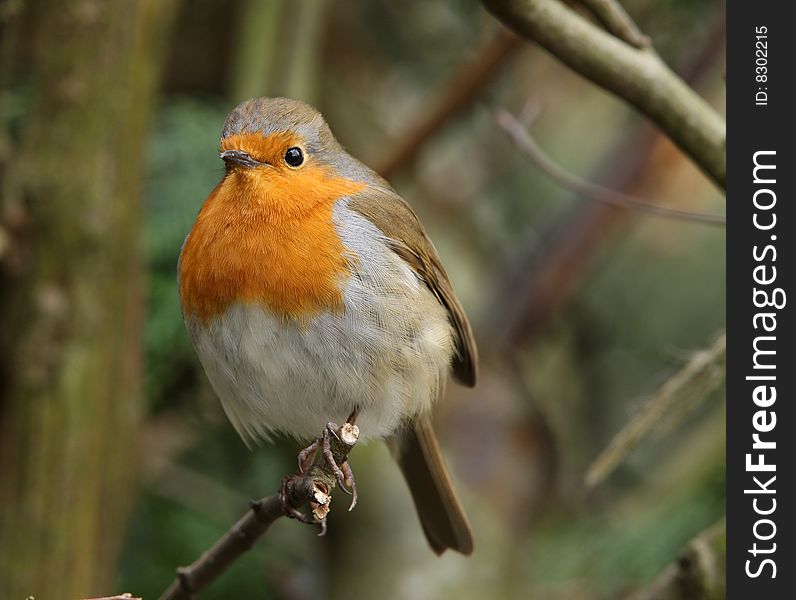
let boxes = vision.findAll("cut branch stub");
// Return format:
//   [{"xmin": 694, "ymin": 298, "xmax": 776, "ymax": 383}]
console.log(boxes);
[{"xmin": 284, "ymin": 421, "xmax": 359, "ymax": 521}]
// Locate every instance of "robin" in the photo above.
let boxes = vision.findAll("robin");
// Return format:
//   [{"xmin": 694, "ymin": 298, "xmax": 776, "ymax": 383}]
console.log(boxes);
[{"xmin": 178, "ymin": 97, "xmax": 477, "ymax": 555}]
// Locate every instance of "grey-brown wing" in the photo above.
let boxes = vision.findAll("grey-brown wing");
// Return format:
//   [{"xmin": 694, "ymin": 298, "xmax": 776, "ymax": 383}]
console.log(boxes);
[{"xmin": 347, "ymin": 187, "xmax": 477, "ymax": 386}]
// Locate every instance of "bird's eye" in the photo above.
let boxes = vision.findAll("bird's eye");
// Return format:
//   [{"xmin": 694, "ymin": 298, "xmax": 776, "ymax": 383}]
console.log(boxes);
[{"xmin": 284, "ymin": 147, "xmax": 304, "ymax": 167}]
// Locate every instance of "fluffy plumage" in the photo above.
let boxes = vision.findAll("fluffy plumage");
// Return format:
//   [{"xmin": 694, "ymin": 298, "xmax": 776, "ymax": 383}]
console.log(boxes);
[{"xmin": 185, "ymin": 200, "xmax": 454, "ymax": 441}]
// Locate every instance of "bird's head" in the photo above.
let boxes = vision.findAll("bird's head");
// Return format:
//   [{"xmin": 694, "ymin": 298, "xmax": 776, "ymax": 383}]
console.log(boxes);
[{"xmin": 217, "ymin": 97, "xmax": 369, "ymax": 217}]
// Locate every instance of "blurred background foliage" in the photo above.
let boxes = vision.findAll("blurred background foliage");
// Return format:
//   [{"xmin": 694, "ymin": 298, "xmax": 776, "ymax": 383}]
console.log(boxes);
[{"xmin": 1, "ymin": 0, "xmax": 725, "ymax": 599}]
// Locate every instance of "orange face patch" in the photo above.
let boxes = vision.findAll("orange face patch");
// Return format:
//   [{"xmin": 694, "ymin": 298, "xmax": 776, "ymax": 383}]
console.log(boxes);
[
  {"xmin": 179, "ymin": 133, "xmax": 366, "ymax": 323},
  {"xmin": 221, "ymin": 131, "xmax": 301, "ymax": 166}
]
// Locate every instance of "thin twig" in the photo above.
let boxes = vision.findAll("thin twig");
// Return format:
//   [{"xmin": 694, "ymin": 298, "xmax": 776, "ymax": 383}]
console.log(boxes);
[
  {"xmin": 627, "ymin": 520, "xmax": 725, "ymax": 600},
  {"xmin": 375, "ymin": 31, "xmax": 522, "ymax": 179},
  {"xmin": 585, "ymin": 332, "xmax": 725, "ymax": 487},
  {"xmin": 158, "ymin": 422, "xmax": 359, "ymax": 600},
  {"xmin": 481, "ymin": 0, "xmax": 726, "ymax": 187},
  {"xmin": 575, "ymin": 0, "xmax": 649, "ymax": 48},
  {"xmin": 496, "ymin": 109, "xmax": 726, "ymax": 226}
]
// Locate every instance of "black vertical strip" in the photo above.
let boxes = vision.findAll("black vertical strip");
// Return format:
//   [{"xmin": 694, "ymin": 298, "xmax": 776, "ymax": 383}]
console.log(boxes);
[{"xmin": 727, "ymin": 2, "xmax": 794, "ymax": 597}]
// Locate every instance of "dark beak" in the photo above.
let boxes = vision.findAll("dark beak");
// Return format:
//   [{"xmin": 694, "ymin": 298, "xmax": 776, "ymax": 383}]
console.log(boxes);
[{"xmin": 220, "ymin": 149, "xmax": 265, "ymax": 168}]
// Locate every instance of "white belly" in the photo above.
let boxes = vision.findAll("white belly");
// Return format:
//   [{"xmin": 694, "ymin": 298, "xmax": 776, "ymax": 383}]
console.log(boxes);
[{"xmin": 184, "ymin": 203, "xmax": 455, "ymax": 442}]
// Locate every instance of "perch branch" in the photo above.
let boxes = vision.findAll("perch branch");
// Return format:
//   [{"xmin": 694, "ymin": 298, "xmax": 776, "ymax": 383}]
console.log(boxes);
[
  {"xmin": 158, "ymin": 422, "xmax": 359, "ymax": 600},
  {"xmin": 375, "ymin": 31, "xmax": 522, "ymax": 179},
  {"xmin": 496, "ymin": 108, "xmax": 726, "ymax": 226},
  {"xmin": 481, "ymin": 0, "xmax": 726, "ymax": 188},
  {"xmin": 586, "ymin": 332, "xmax": 725, "ymax": 487}
]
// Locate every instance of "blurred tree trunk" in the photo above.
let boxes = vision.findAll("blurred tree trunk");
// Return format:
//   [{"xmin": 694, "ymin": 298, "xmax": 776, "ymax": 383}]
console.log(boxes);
[
  {"xmin": 230, "ymin": 0, "xmax": 329, "ymax": 104},
  {"xmin": 0, "ymin": 0, "xmax": 175, "ymax": 598}
]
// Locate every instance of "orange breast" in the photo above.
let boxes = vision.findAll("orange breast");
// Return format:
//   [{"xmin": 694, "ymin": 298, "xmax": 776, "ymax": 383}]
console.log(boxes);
[{"xmin": 179, "ymin": 164, "xmax": 366, "ymax": 323}]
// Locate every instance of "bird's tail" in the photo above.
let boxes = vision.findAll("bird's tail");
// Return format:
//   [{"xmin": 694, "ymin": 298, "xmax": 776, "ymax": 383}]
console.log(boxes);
[{"xmin": 389, "ymin": 415, "xmax": 474, "ymax": 555}]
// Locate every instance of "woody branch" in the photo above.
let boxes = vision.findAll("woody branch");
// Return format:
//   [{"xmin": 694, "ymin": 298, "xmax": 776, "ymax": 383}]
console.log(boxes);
[
  {"xmin": 158, "ymin": 422, "xmax": 359, "ymax": 600},
  {"xmin": 481, "ymin": 0, "xmax": 726, "ymax": 188}
]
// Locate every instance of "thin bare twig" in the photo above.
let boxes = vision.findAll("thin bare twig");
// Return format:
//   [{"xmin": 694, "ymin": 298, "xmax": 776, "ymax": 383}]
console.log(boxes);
[
  {"xmin": 628, "ymin": 520, "xmax": 725, "ymax": 600},
  {"xmin": 585, "ymin": 332, "xmax": 725, "ymax": 487},
  {"xmin": 496, "ymin": 109, "xmax": 726, "ymax": 226},
  {"xmin": 158, "ymin": 422, "xmax": 359, "ymax": 600},
  {"xmin": 375, "ymin": 31, "xmax": 522, "ymax": 179},
  {"xmin": 575, "ymin": 0, "xmax": 649, "ymax": 48},
  {"xmin": 481, "ymin": 0, "xmax": 726, "ymax": 188}
]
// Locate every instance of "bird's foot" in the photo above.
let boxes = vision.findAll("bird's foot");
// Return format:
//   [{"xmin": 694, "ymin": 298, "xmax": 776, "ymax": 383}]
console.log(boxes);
[
  {"xmin": 297, "ymin": 439, "xmax": 319, "ymax": 474},
  {"xmin": 293, "ymin": 420, "xmax": 359, "ymax": 514},
  {"xmin": 321, "ymin": 422, "xmax": 358, "ymax": 511},
  {"xmin": 277, "ymin": 475, "xmax": 317, "ymax": 525}
]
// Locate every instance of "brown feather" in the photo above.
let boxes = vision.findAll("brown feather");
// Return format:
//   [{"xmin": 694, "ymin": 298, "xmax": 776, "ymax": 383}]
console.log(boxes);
[
  {"xmin": 347, "ymin": 188, "xmax": 478, "ymax": 386},
  {"xmin": 388, "ymin": 415, "xmax": 474, "ymax": 555}
]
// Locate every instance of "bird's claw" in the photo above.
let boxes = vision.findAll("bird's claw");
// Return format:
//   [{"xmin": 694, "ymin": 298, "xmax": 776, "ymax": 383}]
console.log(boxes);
[
  {"xmin": 321, "ymin": 422, "xmax": 358, "ymax": 510},
  {"xmin": 297, "ymin": 439, "xmax": 319, "ymax": 474},
  {"xmin": 340, "ymin": 460, "xmax": 358, "ymax": 511},
  {"xmin": 293, "ymin": 422, "xmax": 359, "ymax": 515}
]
